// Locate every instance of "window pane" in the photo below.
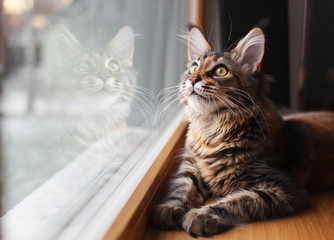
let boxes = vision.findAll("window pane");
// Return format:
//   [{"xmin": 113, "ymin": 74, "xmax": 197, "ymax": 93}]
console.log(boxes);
[{"xmin": 1, "ymin": 0, "xmax": 187, "ymax": 239}]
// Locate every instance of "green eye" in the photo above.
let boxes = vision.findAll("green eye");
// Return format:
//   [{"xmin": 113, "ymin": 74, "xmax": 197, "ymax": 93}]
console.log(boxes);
[
  {"xmin": 189, "ymin": 64, "xmax": 199, "ymax": 74},
  {"xmin": 108, "ymin": 60, "xmax": 120, "ymax": 73},
  {"xmin": 214, "ymin": 66, "xmax": 228, "ymax": 77},
  {"xmin": 78, "ymin": 61, "xmax": 92, "ymax": 72}
]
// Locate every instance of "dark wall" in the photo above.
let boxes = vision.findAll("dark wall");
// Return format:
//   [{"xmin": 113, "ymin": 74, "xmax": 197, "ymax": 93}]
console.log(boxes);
[
  {"xmin": 219, "ymin": 0, "xmax": 290, "ymax": 107},
  {"xmin": 302, "ymin": 0, "xmax": 334, "ymax": 110}
]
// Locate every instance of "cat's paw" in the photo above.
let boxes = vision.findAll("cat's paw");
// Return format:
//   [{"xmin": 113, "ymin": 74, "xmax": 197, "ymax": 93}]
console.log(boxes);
[
  {"xmin": 151, "ymin": 202, "xmax": 186, "ymax": 230},
  {"xmin": 182, "ymin": 207, "xmax": 229, "ymax": 237}
]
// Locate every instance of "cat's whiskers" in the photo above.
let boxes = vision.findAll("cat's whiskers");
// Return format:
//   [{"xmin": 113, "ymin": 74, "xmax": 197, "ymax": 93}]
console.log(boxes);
[
  {"xmin": 201, "ymin": 88, "xmax": 234, "ymax": 117},
  {"xmin": 210, "ymin": 84, "xmax": 267, "ymax": 125},
  {"xmin": 219, "ymin": 94, "xmax": 266, "ymax": 141},
  {"xmin": 204, "ymin": 89, "xmax": 266, "ymax": 141},
  {"xmin": 134, "ymin": 86, "xmax": 157, "ymax": 105},
  {"xmin": 210, "ymin": 95, "xmax": 221, "ymax": 116},
  {"xmin": 129, "ymin": 95, "xmax": 154, "ymax": 128},
  {"xmin": 158, "ymin": 94, "xmax": 181, "ymax": 115},
  {"xmin": 177, "ymin": 30, "xmax": 193, "ymax": 46},
  {"xmin": 212, "ymin": 93, "xmax": 242, "ymax": 120},
  {"xmin": 158, "ymin": 88, "xmax": 181, "ymax": 107},
  {"xmin": 123, "ymin": 85, "xmax": 156, "ymax": 128},
  {"xmin": 155, "ymin": 85, "xmax": 191, "ymax": 127},
  {"xmin": 217, "ymin": 85, "xmax": 269, "ymax": 131},
  {"xmin": 102, "ymin": 81, "xmax": 155, "ymax": 127},
  {"xmin": 155, "ymin": 88, "xmax": 183, "ymax": 128},
  {"xmin": 158, "ymin": 85, "xmax": 181, "ymax": 95},
  {"xmin": 130, "ymin": 85, "xmax": 156, "ymax": 99}
]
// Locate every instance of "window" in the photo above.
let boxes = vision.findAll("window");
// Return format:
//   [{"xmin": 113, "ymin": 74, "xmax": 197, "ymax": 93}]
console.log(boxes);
[{"xmin": 1, "ymin": 0, "xmax": 188, "ymax": 239}]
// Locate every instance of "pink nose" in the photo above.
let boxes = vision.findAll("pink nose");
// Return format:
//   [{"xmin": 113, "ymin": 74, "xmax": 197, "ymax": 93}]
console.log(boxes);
[{"xmin": 190, "ymin": 77, "xmax": 200, "ymax": 86}]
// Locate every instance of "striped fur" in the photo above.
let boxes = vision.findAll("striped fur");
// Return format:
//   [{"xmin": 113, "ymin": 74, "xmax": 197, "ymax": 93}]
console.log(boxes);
[{"xmin": 152, "ymin": 26, "xmax": 334, "ymax": 237}]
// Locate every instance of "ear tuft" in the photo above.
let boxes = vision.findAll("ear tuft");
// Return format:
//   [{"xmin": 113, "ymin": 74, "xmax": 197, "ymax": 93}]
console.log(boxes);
[
  {"xmin": 233, "ymin": 28, "xmax": 265, "ymax": 74},
  {"xmin": 187, "ymin": 22, "xmax": 198, "ymax": 31},
  {"xmin": 187, "ymin": 28, "xmax": 211, "ymax": 62}
]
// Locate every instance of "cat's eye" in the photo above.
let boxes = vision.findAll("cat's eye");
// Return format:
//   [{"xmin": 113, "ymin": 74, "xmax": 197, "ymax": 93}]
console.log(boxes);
[
  {"xmin": 214, "ymin": 66, "xmax": 228, "ymax": 77},
  {"xmin": 77, "ymin": 61, "xmax": 93, "ymax": 72},
  {"xmin": 189, "ymin": 64, "xmax": 199, "ymax": 75},
  {"xmin": 108, "ymin": 60, "xmax": 121, "ymax": 73}
]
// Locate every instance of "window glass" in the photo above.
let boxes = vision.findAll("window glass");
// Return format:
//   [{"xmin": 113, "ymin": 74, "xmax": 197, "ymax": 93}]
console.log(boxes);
[{"xmin": 1, "ymin": 0, "xmax": 187, "ymax": 239}]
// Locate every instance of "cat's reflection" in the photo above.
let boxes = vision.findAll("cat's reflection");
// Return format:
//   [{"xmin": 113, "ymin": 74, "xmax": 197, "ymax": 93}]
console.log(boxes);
[{"xmin": 38, "ymin": 25, "xmax": 136, "ymax": 146}]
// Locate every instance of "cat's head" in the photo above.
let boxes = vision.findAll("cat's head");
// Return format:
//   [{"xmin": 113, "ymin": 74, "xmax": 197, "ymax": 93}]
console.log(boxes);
[
  {"xmin": 48, "ymin": 25, "xmax": 135, "ymax": 104},
  {"xmin": 180, "ymin": 26, "xmax": 267, "ymax": 116},
  {"xmin": 41, "ymin": 25, "xmax": 136, "ymax": 144}
]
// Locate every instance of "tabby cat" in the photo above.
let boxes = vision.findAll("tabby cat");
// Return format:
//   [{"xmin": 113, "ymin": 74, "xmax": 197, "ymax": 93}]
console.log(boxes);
[
  {"xmin": 38, "ymin": 25, "xmax": 135, "ymax": 145},
  {"xmin": 152, "ymin": 26, "xmax": 334, "ymax": 237}
]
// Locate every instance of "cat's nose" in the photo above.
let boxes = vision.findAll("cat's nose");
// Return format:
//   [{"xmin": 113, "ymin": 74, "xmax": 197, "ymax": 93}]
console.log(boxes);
[
  {"xmin": 190, "ymin": 76, "xmax": 201, "ymax": 86},
  {"xmin": 98, "ymin": 69, "xmax": 110, "ymax": 81}
]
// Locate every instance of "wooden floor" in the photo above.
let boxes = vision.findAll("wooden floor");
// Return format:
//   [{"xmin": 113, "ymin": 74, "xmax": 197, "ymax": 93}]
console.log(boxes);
[{"xmin": 144, "ymin": 190, "xmax": 334, "ymax": 240}]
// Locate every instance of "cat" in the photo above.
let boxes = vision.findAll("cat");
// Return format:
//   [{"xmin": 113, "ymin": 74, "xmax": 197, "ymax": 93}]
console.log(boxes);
[
  {"xmin": 36, "ymin": 25, "xmax": 136, "ymax": 146},
  {"xmin": 152, "ymin": 25, "xmax": 334, "ymax": 237}
]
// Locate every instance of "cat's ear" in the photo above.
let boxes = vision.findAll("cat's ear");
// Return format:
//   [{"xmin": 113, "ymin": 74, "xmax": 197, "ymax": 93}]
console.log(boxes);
[
  {"xmin": 106, "ymin": 26, "xmax": 134, "ymax": 65},
  {"xmin": 188, "ymin": 27, "xmax": 211, "ymax": 62},
  {"xmin": 233, "ymin": 28, "xmax": 265, "ymax": 74},
  {"xmin": 51, "ymin": 25, "xmax": 83, "ymax": 63}
]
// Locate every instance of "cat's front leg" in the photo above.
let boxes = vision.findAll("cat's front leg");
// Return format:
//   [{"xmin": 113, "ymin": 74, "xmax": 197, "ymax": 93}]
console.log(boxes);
[
  {"xmin": 182, "ymin": 182, "xmax": 308, "ymax": 237},
  {"xmin": 152, "ymin": 158, "xmax": 208, "ymax": 230}
]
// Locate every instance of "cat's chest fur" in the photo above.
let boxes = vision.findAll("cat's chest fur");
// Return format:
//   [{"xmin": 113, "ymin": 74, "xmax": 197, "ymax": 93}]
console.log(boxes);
[{"xmin": 185, "ymin": 113, "xmax": 260, "ymax": 195}]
